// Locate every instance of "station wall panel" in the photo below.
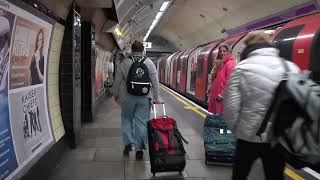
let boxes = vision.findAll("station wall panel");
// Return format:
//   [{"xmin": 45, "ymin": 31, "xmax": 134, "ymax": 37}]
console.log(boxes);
[{"xmin": 47, "ymin": 22, "xmax": 65, "ymax": 141}]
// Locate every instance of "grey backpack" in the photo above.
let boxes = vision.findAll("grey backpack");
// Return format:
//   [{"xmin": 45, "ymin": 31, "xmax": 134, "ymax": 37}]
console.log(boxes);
[{"xmin": 257, "ymin": 60, "xmax": 320, "ymax": 171}]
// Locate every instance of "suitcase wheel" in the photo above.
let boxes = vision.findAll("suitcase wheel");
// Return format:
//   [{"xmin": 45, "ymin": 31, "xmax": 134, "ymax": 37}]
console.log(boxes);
[
  {"xmin": 152, "ymin": 172, "xmax": 155, "ymax": 176},
  {"xmin": 179, "ymin": 171, "xmax": 182, "ymax": 175},
  {"xmin": 205, "ymin": 159, "xmax": 208, "ymax": 165}
]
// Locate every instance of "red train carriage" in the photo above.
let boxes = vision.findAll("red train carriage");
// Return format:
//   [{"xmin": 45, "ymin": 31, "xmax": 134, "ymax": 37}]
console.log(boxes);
[
  {"xmin": 271, "ymin": 13, "xmax": 320, "ymax": 81},
  {"xmin": 177, "ymin": 48, "xmax": 195, "ymax": 93},
  {"xmin": 186, "ymin": 46, "xmax": 205, "ymax": 98},
  {"xmin": 195, "ymin": 41, "xmax": 220, "ymax": 103},
  {"xmin": 170, "ymin": 51, "xmax": 186, "ymax": 89},
  {"xmin": 164, "ymin": 53, "xmax": 178, "ymax": 85},
  {"xmin": 157, "ymin": 13, "xmax": 320, "ymax": 107}
]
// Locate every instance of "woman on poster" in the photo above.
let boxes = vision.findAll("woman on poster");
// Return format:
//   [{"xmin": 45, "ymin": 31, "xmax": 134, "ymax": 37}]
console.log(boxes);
[{"xmin": 30, "ymin": 29, "xmax": 45, "ymax": 85}]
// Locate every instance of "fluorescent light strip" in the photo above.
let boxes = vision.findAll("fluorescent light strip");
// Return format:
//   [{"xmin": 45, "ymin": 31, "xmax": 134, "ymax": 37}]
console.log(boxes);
[
  {"xmin": 155, "ymin": 11, "xmax": 163, "ymax": 20},
  {"xmin": 144, "ymin": 1, "xmax": 170, "ymax": 41},
  {"xmin": 160, "ymin": 1, "xmax": 169, "ymax": 11}
]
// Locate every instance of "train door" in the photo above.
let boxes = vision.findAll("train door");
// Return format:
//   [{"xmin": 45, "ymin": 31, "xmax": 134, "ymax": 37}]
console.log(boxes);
[
  {"xmin": 171, "ymin": 51, "xmax": 185, "ymax": 89},
  {"xmin": 179, "ymin": 49, "xmax": 194, "ymax": 93},
  {"xmin": 165, "ymin": 53, "xmax": 176, "ymax": 85},
  {"xmin": 186, "ymin": 47, "xmax": 204, "ymax": 96},
  {"xmin": 169, "ymin": 53, "xmax": 177, "ymax": 87},
  {"xmin": 310, "ymin": 28, "xmax": 320, "ymax": 82},
  {"xmin": 158, "ymin": 56, "xmax": 166, "ymax": 82},
  {"xmin": 273, "ymin": 25, "xmax": 305, "ymax": 62},
  {"xmin": 231, "ymin": 33, "xmax": 248, "ymax": 63},
  {"xmin": 161, "ymin": 56, "xmax": 168, "ymax": 83},
  {"xmin": 176, "ymin": 54, "xmax": 182, "ymax": 90},
  {"xmin": 272, "ymin": 13, "xmax": 320, "ymax": 81},
  {"xmin": 195, "ymin": 42, "xmax": 219, "ymax": 103},
  {"xmin": 206, "ymin": 47, "xmax": 219, "ymax": 103}
]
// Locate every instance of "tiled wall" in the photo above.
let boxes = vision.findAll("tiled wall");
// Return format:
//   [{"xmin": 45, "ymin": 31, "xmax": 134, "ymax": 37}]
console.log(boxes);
[{"xmin": 48, "ymin": 22, "xmax": 65, "ymax": 141}]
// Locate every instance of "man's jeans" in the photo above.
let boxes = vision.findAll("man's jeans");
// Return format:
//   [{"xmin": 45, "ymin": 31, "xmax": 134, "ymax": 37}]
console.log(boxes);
[{"xmin": 121, "ymin": 95, "xmax": 151, "ymax": 150}]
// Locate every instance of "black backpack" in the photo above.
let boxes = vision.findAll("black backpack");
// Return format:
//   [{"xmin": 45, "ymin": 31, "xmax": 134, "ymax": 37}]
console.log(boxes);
[
  {"xmin": 257, "ymin": 59, "xmax": 320, "ymax": 171},
  {"xmin": 126, "ymin": 55, "xmax": 151, "ymax": 96}
]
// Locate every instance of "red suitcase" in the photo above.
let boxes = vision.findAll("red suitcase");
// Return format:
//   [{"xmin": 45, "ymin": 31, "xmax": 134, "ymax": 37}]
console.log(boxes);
[{"xmin": 147, "ymin": 102, "xmax": 188, "ymax": 176}]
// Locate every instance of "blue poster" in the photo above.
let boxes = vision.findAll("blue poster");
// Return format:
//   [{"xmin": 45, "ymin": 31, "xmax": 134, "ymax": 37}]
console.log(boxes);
[
  {"xmin": 0, "ymin": 92, "xmax": 18, "ymax": 180},
  {"xmin": 0, "ymin": 7, "xmax": 18, "ymax": 180}
]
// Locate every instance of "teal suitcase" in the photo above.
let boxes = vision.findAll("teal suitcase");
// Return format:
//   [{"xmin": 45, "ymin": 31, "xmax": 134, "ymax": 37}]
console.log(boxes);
[{"xmin": 203, "ymin": 114, "xmax": 236, "ymax": 164}]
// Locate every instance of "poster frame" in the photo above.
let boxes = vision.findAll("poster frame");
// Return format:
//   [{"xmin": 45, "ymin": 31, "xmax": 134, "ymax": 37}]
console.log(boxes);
[{"xmin": 2, "ymin": 0, "xmax": 56, "ymax": 179}]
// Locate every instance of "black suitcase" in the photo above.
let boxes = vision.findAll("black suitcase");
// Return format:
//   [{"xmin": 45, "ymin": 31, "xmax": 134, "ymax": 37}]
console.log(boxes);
[{"xmin": 147, "ymin": 102, "xmax": 188, "ymax": 176}]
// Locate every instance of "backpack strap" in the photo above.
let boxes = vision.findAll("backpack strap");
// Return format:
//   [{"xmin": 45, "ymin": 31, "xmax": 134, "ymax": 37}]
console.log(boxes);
[
  {"xmin": 139, "ymin": 55, "xmax": 147, "ymax": 63},
  {"xmin": 256, "ymin": 59, "xmax": 290, "ymax": 136},
  {"xmin": 129, "ymin": 55, "xmax": 147, "ymax": 63}
]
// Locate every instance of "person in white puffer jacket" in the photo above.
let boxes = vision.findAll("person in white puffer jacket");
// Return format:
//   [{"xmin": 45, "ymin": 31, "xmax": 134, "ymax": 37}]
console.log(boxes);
[{"xmin": 223, "ymin": 30, "xmax": 300, "ymax": 180}]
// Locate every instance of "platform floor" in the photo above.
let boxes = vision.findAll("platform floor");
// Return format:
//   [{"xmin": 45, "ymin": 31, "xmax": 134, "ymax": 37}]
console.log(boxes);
[{"xmin": 48, "ymin": 85, "xmax": 317, "ymax": 180}]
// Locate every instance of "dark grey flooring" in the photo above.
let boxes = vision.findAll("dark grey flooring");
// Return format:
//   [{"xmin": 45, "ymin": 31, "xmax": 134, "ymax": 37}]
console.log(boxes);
[{"xmin": 47, "ymin": 87, "xmax": 316, "ymax": 180}]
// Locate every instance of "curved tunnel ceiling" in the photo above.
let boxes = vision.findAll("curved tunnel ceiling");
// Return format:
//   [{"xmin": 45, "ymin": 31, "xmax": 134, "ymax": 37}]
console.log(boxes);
[
  {"xmin": 113, "ymin": 0, "xmax": 168, "ymax": 44},
  {"xmin": 37, "ymin": 0, "xmax": 319, "ymax": 52},
  {"xmin": 152, "ymin": 0, "xmax": 315, "ymax": 50}
]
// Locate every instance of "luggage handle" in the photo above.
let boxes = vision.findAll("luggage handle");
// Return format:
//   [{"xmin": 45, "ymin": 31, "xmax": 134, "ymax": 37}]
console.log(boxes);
[{"xmin": 153, "ymin": 102, "xmax": 166, "ymax": 118}]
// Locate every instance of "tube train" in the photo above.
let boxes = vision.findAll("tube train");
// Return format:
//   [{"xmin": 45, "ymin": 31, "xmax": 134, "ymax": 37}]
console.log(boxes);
[{"xmin": 154, "ymin": 13, "xmax": 320, "ymax": 107}]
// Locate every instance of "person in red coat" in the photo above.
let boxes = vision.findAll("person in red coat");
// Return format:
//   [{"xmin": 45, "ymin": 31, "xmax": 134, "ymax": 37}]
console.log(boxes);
[{"xmin": 208, "ymin": 44, "xmax": 236, "ymax": 114}]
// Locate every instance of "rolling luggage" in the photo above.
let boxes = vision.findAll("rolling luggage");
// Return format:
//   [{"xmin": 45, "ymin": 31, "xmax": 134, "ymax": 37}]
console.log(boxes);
[
  {"xmin": 203, "ymin": 113, "xmax": 236, "ymax": 164},
  {"xmin": 147, "ymin": 102, "xmax": 188, "ymax": 176}
]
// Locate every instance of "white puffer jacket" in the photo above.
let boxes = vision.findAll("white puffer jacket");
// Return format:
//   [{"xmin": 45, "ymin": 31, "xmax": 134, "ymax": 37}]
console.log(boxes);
[{"xmin": 223, "ymin": 47, "xmax": 300, "ymax": 143}]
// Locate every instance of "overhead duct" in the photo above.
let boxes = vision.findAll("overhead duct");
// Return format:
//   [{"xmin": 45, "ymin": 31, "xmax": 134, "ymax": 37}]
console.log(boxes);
[{"xmin": 102, "ymin": 19, "xmax": 118, "ymax": 32}]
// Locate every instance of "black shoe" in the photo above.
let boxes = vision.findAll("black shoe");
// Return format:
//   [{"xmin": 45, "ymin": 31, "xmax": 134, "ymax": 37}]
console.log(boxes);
[
  {"xmin": 123, "ymin": 144, "xmax": 131, "ymax": 156},
  {"xmin": 136, "ymin": 150, "xmax": 143, "ymax": 160}
]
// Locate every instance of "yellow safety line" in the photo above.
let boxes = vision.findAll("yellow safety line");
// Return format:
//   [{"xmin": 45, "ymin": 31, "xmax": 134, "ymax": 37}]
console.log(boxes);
[
  {"xmin": 285, "ymin": 168, "xmax": 305, "ymax": 180},
  {"xmin": 160, "ymin": 84, "xmax": 305, "ymax": 180},
  {"xmin": 184, "ymin": 107, "xmax": 200, "ymax": 110},
  {"xmin": 160, "ymin": 85, "xmax": 206, "ymax": 118}
]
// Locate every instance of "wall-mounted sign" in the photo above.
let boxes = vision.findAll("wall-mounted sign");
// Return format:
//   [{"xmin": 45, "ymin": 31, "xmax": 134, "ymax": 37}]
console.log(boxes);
[{"xmin": 144, "ymin": 42, "xmax": 152, "ymax": 49}]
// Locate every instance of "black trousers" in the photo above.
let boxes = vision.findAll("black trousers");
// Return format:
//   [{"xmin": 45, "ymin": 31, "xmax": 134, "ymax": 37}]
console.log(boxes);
[{"xmin": 232, "ymin": 139, "xmax": 285, "ymax": 180}]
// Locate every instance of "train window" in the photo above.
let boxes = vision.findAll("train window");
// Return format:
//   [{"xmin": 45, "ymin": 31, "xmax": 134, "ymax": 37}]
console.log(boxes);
[
  {"xmin": 197, "ymin": 47, "xmax": 209, "ymax": 77},
  {"xmin": 197, "ymin": 57, "xmax": 203, "ymax": 76},
  {"xmin": 310, "ymin": 28, "xmax": 320, "ymax": 82},
  {"xmin": 182, "ymin": 56, "xmax": 187, "ymax": 74},
  {"xmin": 182, "ymin": 51, "xmax": 190, "ymax": 74},
  {"xmin": 224, "ymin": 41, "xmax": 235, "ymax": 49},
  {"xmin": 177, "ymin": 57, "xmax": 181, "ymax": 71},
  {"xmin": 232, "ymin": 36, "xmax": 247, "ymax": 63},
  {"xmin": 273, "ymin": 25, "xmax": 305, "ymax": 61}
]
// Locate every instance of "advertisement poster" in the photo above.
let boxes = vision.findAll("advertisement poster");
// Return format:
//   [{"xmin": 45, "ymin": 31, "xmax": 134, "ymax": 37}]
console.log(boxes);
[
  {"xmin": 0, "ymin": 7, "xmax": 18, "ymax": 180},
  {"xmin": 9, "ymin": 16, "xmax": 50, "ymax": 89},
  {"xmin": 9, "ymin": 87, "xmax": 52, "ymax": 165},
  {"xmin": 103, "ymin": 51, "xmax": 113, "ymax": 86},
  {"xmin": 0, "ymin": 1, "xmax": 53, "ymax": 179},
  {"xmin": 95, "ymin": 46, "xmax": 112, "ymax": 98},
  {"xmin": 95, "ymin": 47, "xmax": 104, "ymax": 98}
]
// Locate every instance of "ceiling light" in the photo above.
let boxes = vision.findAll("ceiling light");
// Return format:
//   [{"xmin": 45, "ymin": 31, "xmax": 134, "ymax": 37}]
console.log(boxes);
[
  {"xmin": 152, "ymin": 19, "xmax": 158, "ymax": 25},
  {"xmin": 150, "ymin": 24, "xmax": 155, "ymax": 30},
  {"xmin": 160, "ymin": 1, "xmax": 169, "ymax": 11},
  {"xmin": 155, "ymin": 11, "xmax": 163, "ymax": 20},
  {"xmin": 114, "ymin": 27, "xmax": 123, "ymax": 36},
  {"xmin": 264, "ymin": 30, "xmax": 275, "ymax": 34}
]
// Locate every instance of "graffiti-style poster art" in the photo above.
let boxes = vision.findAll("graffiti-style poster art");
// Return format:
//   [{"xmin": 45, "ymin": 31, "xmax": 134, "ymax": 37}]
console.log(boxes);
[{"xmin": 9, "ymin": 87, "xmax": 51, "ymax": 165}]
